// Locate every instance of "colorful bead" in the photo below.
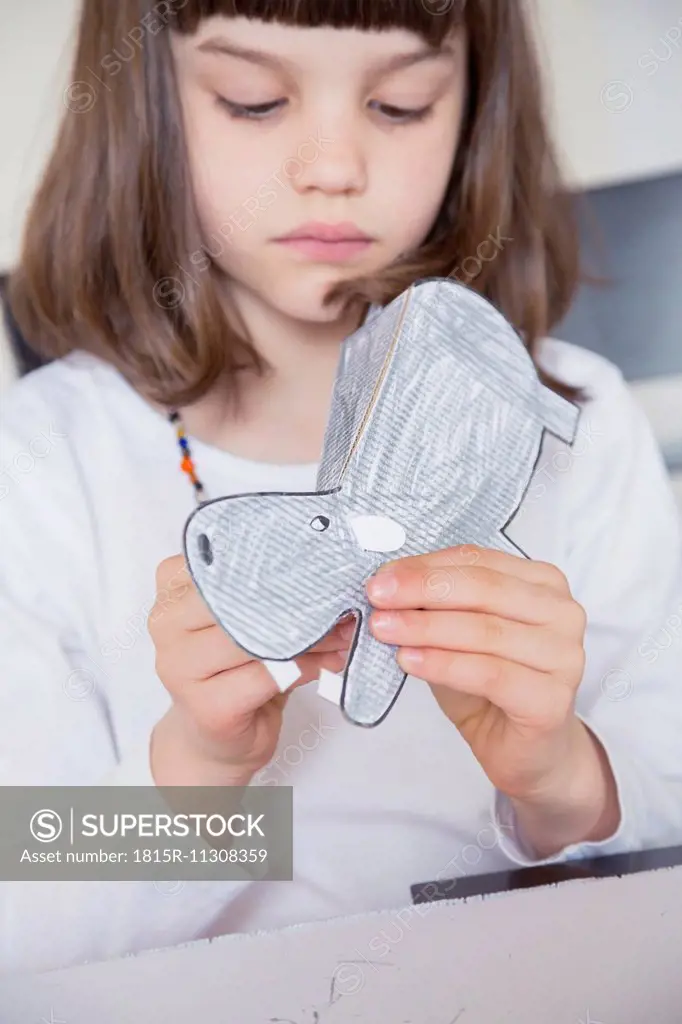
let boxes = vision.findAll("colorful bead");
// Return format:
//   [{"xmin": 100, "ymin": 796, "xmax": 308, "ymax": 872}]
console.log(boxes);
[{"xmin": 169, "ymin": 409, "xmax": 206, "ymax": 504}]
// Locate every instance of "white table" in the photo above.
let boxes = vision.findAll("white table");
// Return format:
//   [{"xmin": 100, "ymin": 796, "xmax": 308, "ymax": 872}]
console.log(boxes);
[{"xmin": 1, "ymin": 858, "xmax": 681, "ymax": 1023}]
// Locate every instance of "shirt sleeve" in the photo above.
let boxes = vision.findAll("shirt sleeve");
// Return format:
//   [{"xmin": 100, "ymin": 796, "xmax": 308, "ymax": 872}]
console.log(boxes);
[
  {"xmin": 491, "ymin": 358, "xmax": 682, "ymax": 867},
  {"xmin": 0, "ymin": 379, "xmax": 246, "ymax": 975}
]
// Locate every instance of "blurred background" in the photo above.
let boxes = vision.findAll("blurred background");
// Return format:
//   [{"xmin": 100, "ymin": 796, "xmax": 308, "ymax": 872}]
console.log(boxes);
[{"xmin": 1, "ymin": 0, "xmax": 682, "ymax": 498}]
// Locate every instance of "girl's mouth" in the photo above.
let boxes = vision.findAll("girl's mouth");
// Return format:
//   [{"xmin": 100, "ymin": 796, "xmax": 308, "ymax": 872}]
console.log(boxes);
[{"xmin": 274, "ymin": 237, "xmax": 374, "ymax": 261}]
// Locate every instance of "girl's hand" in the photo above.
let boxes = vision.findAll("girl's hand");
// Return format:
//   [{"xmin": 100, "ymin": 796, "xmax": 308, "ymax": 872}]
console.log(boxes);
[
  {"xmin": 366, "ymin": 545, "xmax": 621, "ymax": 857},
  {"xmin": 148, "ymin": 555, "xmax": 351, "ymax": 787}
]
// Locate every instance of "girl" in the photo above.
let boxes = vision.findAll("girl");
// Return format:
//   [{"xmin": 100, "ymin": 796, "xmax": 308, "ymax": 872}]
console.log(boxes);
[{"xmin": 2, "ymin": 0, "xmax": 682, "ymax": 977}]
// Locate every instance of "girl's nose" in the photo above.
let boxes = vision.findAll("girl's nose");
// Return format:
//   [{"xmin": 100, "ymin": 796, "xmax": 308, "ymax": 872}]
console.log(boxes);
[{"xmin": 290, "ymin": 124, "xmax": 368, "ymax": 196}]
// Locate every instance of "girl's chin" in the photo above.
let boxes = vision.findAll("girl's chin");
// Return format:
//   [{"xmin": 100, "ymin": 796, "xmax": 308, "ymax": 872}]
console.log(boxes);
[
  {"xmin": 261, "ymin": 287, "xmax": 356, "ymax": 325},
  {"xmin": 225, "ymin": 263, "xmax": 370, "ymax": 325}
]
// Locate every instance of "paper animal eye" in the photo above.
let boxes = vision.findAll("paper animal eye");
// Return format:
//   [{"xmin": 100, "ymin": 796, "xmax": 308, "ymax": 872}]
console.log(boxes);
[
  {"xmin": 310, "ymin": 515, "xmax": 331, "ymax": 532},
  {"xmin": 197, "ymin": 532, "xmax": 214, "ymax": 565}
]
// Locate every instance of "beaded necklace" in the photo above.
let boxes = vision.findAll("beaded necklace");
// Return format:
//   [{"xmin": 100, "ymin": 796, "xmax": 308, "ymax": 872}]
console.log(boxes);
[
  {"xmin": 168, "ymin": 409, "xmax": 206, "ymax": 504},
  {"xmin": 167, "ymin": 305, "xmax": 378, "ymax": 506}
]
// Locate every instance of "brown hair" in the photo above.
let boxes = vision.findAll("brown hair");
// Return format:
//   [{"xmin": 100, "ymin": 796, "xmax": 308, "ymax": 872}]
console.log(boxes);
[{"xmin": 7, "ymin": 0, "xmax": 582, "ymax": 407}]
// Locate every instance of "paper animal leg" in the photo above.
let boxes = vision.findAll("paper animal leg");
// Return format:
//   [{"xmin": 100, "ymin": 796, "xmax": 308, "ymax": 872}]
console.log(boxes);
[{"xmin": 341, "ymin": 612, "xmax": 408, "ymax": 727}]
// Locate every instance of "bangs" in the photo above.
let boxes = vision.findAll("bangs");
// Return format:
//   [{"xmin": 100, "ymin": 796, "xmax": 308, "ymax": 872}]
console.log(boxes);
[{"xmin": 170, "ymin": 0, "xmax": 466, "ymax": 46}]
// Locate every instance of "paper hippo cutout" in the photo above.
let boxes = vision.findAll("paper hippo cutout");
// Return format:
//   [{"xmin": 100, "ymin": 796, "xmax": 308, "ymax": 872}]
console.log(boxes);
[{"xmin": 183, "ymin": 277, "xmax": 581, "ymax": 727}]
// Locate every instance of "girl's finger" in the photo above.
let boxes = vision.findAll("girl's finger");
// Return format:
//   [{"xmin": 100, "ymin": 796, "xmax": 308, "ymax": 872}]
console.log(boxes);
[
  {"xmin": 171, "ymin": 619, "xmax": 351, "ymax": 683},
  {"xmin": 368, "ymin": 563, "xmax": 571, "ymax": 626},
  {"xmin": 378, "ymin": 545, "xmax": 569, "ymax": 593},
  {"xmin": 399, "ymin": 649, "xmax": 575, "ymax": 729},
  {"xmin": 177, "ymin": 648, "xmax": 346, "ymax": 722},
  {"xmin": 149, "ymin": 570, "xmax": 218, "ymax": 634},
  {"xmin": 370, "ymin": 609, "xmax": 583, "ymax": 676},
  {"xmin": 309, "ymin": 616, "xmax": 357, "ymax": 653}
]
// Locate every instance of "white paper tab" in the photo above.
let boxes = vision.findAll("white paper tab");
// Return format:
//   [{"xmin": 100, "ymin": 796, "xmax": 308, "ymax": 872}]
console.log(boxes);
[
  {"xmin": 316, "ymin": 668, "xmax": 344, "ymax": 706},
  {"xmin": 262, "ymin": 659, "xmax": 301, "ymax": 693}
]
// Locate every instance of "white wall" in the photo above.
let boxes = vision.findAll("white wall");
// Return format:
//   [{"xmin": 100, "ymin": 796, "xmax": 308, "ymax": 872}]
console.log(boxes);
[
  {"xmin": 530, "ymin": 0, "xmax": 682, "ymax": 190},
  {"xmin": 0, "ymin": 1, "xmax": 81, "ymax": 270}
]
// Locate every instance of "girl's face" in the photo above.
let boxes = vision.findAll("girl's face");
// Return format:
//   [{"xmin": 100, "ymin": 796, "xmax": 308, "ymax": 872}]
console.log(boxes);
[{"xmin": 171, "ymin": 17, "xmax": 468, "ymax": 323}]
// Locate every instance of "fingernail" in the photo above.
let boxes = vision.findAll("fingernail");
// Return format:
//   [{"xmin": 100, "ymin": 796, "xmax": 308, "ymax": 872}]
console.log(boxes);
[
  {"xmin": 367, "ymin": 572, "xmax": 399, "ymax": 599},
  {"xmin": 399, "ymin": 648, "xmax": 424, "ymax": 666},
  {"xmin": 340, "ymin": 621, "xmax": 355, "ymax": 641},
  {"xmin": 371, "ymin": 611, "xmax": 399, "ymax": 634}
]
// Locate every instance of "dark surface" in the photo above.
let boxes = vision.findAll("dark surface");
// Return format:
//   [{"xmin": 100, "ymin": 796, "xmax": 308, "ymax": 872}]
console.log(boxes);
[
  {"xmin": 555, "ymin": 170, "xmax": 682, "ymax": 382},
  {"xmin": 0, "ymin": 274, "xmax": 49, "ymax": 376},
  {"xmin": 411, "ymin": 844, "xmax": 682, "ymax": 904}
]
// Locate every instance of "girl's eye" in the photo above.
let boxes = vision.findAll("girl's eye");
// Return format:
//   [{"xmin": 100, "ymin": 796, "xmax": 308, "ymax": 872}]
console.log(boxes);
[
  {"xmin": 369, "ymin": 101, "xmax": 433, "ymax": 124},
  {"xmin": 216, "ymin": 97, "xmax": 287, "ymax": 120},
  {"xmin": 216, "ymin": 97, "xmax": 432, "ymax": 124}
]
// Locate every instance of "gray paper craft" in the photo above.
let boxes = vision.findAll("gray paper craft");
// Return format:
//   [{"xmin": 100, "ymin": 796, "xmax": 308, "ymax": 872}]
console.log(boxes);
[{"xmin": 183, "ymin": 278, "xmax": 580, "ymax": 727}]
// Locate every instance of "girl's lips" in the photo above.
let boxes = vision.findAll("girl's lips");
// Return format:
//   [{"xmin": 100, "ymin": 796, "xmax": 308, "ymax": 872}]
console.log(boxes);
[{"xmin": 274, "ymin": 237, "xmax": 373, "ymax": 261}]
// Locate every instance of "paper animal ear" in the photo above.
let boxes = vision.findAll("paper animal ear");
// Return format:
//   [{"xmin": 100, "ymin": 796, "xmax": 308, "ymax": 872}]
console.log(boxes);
[{"xmin": 183, "ymin": 278, "xmax": 580, "ymax": 728}]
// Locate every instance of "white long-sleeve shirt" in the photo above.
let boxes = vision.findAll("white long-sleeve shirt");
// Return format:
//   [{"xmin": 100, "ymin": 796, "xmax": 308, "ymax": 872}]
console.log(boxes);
[{"xmin": 1, "ymin": 338, "xmax": 682, "ymax": 976}]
